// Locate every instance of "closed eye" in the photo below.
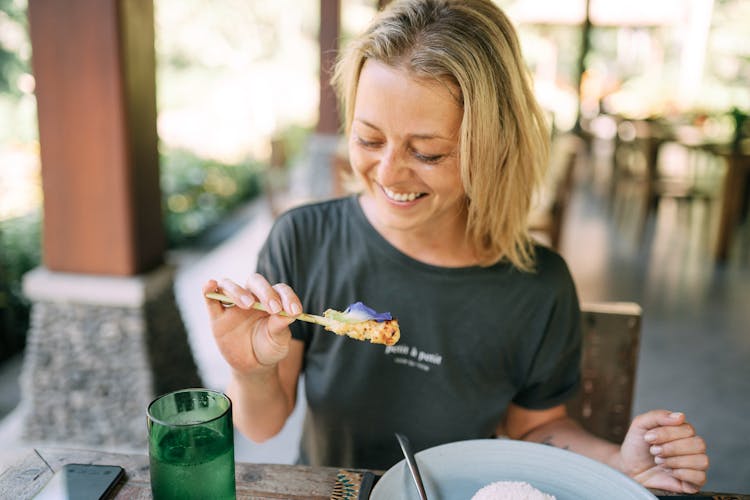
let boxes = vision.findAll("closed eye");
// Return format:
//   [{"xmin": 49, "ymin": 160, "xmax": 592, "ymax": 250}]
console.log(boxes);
[
  {"xmin": 354, "ymin": 135, "xmax": 382, "ymax": 148},
  {"xmin": 412, "ymin": 150, "xmax": 444, "ymax": 164}
]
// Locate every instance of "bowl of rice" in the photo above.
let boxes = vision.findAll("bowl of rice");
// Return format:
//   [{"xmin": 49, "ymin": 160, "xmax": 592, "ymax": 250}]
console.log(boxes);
[
  {"xmin": 471, "ymin": 480, "xmax": 555, "ymax": 500},
  {"xmin": 370, "ymin": 439, "xmax": 657, "ymax": 500}
]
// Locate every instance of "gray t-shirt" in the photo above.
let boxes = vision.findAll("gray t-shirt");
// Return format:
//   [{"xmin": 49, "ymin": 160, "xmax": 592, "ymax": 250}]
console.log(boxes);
[{"xmin": 256, "ymin": 195, "xmax": 581, "ymax": 470}]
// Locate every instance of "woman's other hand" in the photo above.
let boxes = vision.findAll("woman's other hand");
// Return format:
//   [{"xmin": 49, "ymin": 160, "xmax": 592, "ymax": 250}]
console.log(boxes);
[{"xmin": 619, "ymin": 410, "xmax": 709, "ymax": 493}]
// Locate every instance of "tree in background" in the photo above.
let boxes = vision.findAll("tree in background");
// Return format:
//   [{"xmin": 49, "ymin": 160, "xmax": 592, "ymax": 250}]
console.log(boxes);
[
  {"xmin": 0, "ymin": 0, "xmax": 30, "ymax": 96},
  {"xmin": 0, "ymin": 0, "xmax": 34, "ymax": 361}
]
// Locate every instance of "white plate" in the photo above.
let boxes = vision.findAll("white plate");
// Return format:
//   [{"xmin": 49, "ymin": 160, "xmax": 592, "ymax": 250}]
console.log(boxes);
[{"xmin": 370, "ymin": 439, "xmax": 657, "ymax": 500}]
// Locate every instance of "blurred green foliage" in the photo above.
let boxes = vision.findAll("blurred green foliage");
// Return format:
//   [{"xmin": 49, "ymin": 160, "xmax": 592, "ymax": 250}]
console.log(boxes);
[
  {"xmin": 0, "ymin": 210, "xmax": 40, "ymax": 360},
  {"xmin": 273, "ymin": 123, "xmax": 312, "ymax": 166},
  {"xmin": 0, "ymin": 0, "xmax": 30, "ymax": 96},
  {"xmin": 160, "ymin": 147, "xmax": 264, "ymax": 247}
]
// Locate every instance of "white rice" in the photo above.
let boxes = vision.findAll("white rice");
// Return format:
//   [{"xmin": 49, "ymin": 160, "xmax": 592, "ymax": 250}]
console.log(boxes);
[{"xmin": 470, "ymin": 480, "xmax": 556, "ymax": 500}]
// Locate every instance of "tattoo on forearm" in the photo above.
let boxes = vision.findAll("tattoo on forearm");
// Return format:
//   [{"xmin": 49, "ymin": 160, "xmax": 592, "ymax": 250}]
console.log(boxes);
[{"xmin": 541, "ymin": 435, "xmax": 570, "ymax": 450}]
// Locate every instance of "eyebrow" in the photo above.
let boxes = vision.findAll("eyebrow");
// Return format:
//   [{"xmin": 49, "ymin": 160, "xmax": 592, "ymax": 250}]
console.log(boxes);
[{"xmin": 353, "ymin": 118, "xmax": 455, "ymax": 142}]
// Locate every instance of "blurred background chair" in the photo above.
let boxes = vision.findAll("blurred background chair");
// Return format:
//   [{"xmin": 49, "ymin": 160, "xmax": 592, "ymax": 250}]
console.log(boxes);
[
  {"xmin": 528, "ymin": 133, "xmax": 583, "ymax": 249},
  {"xmin": 567, "ymin": 301, "xmax": 642, "ymax": 444},
  {"xmin": 610, "ymin": 117, "xmax": 723, "ymax": 239}
]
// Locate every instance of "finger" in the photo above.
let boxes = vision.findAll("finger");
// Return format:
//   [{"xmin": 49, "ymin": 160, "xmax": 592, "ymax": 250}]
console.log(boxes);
[
  {"xmin": 632, "ymin": 410, "xmax": 685, "ymax": 434},
  {"xmin": 203, "ymin": 280, "xmax": 227, "ymax": 318},
  {"xmin": 267, "ymin": 313, "xmax": 297, "ymax": 333},
  {"xmin": 219, "ymin": 278, "xmax": 256, "ymax": 308},
  {"xmin": 245, "ymin": 273, "xmax": 283, "ymax": 313},
  {"xmin": 679, "ymin": 481, "xmax": 702, "ymax": 495},
  {"xmin": 644, "ymin": 422, "xmax": 696, "ymax": 445},
  {"xmin": 654, "ymin": 452, "xmax": 709, "ymax": 471},
  {"xmin": 272, "ymin": 283, "xmax": 303, "ymax": 315},
  {"xmin": 650, "ymin": 436, "xmax": 707, "ymax": 459},
  {"xmin": 666, "ymin": 469, "xmax": 706, "ymax": 492}
]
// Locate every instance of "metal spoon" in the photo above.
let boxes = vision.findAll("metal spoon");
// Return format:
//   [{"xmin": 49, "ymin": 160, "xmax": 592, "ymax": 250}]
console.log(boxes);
[{"xmin": 395, "ymin": 432, "xmax": 429, "ymax": 500}]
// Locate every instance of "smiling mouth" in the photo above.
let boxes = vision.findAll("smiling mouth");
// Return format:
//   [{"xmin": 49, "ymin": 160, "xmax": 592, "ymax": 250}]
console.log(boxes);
[{"xmin": 382, "ymin": 186, "xmax": 427, "ymax": 202}]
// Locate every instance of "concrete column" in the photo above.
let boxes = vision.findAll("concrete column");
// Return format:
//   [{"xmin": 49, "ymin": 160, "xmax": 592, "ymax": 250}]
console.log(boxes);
[
  {"xmin": 23, "ymin": 0, "xmax": 201, "ymax": 447},
  {"xmin": 299, "ymin": 0, "xmax": 343, "ymax": 200}
]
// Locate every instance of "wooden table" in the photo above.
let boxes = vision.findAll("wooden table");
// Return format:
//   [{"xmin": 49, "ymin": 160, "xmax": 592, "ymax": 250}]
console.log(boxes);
[
  {"xmin": 2, "ymin": 448, "xmax": 359, "ymax": 500},
  {"xmin": 581, "ymin": 114, "xmax": 750, "ymax": 261},
  {"xmin": 668, "ymin": 125, "xmax": 750, "ymax": 262},
  {"xmin": 1, "ymin": 447, "xmax": 747, "ymax": 499},
  {"xmin": 626, "ymin": 119, "xmax": 750, "ymax": 262},
  {"xmin": 708, "ymin": 144, "xmax": 750, "ymax": 262}
]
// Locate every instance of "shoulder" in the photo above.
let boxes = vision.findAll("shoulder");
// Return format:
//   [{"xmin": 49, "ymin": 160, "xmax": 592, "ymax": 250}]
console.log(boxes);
[
  {"xmin": 508, "ymin": 244, "xmax": 577, "ymax": 300},
  {"xmin": 257, "ymin": 197, "xmax": 356, "ymax": 278},
  {"xmin": 531, "ymin": 245, "xmax": 580, "ymax": 311},
  {"xmin": 270, "ymin": 196, "xmax": 354, "ymax": 238},
  {"xmin": 532, "ymin": 244, "xmax": 573, "ymax": 280}
]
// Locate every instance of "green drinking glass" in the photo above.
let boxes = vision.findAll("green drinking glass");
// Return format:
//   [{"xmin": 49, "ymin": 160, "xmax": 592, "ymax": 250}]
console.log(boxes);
[{"xmin": 147, "ymin": 388, "xmax": 236, "ymax": 500}]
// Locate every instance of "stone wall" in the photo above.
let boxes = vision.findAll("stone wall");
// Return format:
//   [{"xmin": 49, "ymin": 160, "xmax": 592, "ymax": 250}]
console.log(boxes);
[{"xmin": 20, "ymin": 266, "xmax": 201, "ymax": 447}]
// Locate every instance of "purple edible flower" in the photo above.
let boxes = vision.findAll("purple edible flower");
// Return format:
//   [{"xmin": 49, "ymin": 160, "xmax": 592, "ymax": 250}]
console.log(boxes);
[{"xmin": 344, "ymin": 301, "xmax": 392, "ymax": 322}]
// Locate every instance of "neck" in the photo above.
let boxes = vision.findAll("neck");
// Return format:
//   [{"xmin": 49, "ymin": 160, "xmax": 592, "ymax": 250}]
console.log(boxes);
[{"xmin": 359, "ymin": 196, "xmax": 478, "ymax": 267}]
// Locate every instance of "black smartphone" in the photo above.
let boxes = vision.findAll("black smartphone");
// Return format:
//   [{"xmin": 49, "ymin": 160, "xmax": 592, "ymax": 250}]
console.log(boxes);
[{"xmin": 34, "ymin": 463, "xmax": 125, "ymax": 500}]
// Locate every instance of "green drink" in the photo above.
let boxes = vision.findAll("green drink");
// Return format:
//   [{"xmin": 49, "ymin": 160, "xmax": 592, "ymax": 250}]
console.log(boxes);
[{"xmin": 147, "ymin": 389, "xmax": 236, "ymax": 500}]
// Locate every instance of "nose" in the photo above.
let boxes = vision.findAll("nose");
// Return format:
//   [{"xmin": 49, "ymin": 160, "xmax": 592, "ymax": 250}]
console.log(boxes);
[{"xmin": 376, "ymin": 146, "xmax": 409, "ymax": 184}]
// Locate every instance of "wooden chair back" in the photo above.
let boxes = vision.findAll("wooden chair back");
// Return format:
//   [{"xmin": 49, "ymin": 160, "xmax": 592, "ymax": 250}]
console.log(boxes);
[{"xmin": 566, "ymin": 302, "xmax": 642, "ymax": 444}]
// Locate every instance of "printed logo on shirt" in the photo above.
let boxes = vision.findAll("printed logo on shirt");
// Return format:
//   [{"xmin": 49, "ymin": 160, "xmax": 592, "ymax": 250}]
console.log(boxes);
[{"xmin": 384, "ymin": 344, "xmax": 443, "ymax": 372}]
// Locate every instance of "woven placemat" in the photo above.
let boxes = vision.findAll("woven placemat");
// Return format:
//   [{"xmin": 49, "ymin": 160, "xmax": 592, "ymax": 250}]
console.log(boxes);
[{"xmin": 330, "ymin": 469, "xmax": 379, "ymax": 500}]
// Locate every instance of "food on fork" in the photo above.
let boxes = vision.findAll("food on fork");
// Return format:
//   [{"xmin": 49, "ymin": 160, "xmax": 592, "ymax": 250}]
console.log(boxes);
[{"xmin": 205, "ymin": 293, "xmax": 400, "ymax": 346}]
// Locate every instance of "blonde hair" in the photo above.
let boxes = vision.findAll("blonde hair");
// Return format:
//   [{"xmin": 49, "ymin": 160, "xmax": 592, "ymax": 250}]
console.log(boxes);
[{"xmin": 333, "ymin": 0, "xmax": 550, "ymax": 271}]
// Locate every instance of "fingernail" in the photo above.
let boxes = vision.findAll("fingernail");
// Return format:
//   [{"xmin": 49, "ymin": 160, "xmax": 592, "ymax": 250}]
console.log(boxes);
[
  {"xmin": 269, "ymin": 299, "xmax": 282, "ymax": 314},
  {"xmin": 654, "ymin": 456, "xmax": 665, "ymax": 464},
  {"xmin": 644, "ymin": 432, "xmax": 657, "ymax": 442},
  {"xmin": 669, "ymin": 411, "xmax": 683, "ymax": 419},
  {"xmin": 650, "ymin": 445, "xmax": 662, "ymax": 455},
  {"xmin": 290, "ymin": 303, "xmax": 302, "ymax": 315},
  {"xmin": 660, "ymin": 466, "xmax": 672, "ymax": 473},
  {"xmin": 684, "ymin": 485, "xmax": 699, "ymax": 494},
  {"xmin": 240, "ymin": 295, "xmax": 253, "ymax": 307}
]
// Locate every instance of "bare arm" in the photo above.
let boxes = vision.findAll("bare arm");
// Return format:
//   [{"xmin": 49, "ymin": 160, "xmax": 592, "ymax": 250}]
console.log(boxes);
[
  {"xmin": 203, "ymin": 276, "xmax": 304, "ymax": 442},
  {"xmin": 499, "ymin": 403, "xmax": 708, "ymax": 493},
  {"xmin": 226, "ymin": 340, "xmax": 304, "ymax": 442},
  {"xmin": 499, "ymin": 403, "xmax": 620, "ymax": 468}
]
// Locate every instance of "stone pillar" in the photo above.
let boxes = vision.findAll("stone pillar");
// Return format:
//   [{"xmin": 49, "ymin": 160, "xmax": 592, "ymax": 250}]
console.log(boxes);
[
  {"xmin": 301, "ymin": 0, "xmax": 342, "ymax": 200},
  {"xmin": 23, "ymin": 0, "xmax": 202, "ymax": 447},
  {"xmin": 21, "ymin": 267, "xmax": 201, "ymax": 447},
  {"xmin": 304, "ymin": 133, "xmax": 343, "ymax": 200}
]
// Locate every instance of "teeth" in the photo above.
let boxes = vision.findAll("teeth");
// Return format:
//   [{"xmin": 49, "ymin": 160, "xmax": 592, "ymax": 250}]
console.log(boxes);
[{"xmin": 383, "ymin": 186, "xmax": 422, "ymax": 202}]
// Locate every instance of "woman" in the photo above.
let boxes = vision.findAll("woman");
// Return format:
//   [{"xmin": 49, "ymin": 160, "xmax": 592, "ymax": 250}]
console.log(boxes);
[{"xmin": 203, "ymin": 0, "xmax": 708, "ymax": 493}]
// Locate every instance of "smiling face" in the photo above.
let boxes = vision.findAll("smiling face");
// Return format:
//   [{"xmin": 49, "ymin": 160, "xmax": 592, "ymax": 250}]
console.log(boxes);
[{"xmin": 350, "ymin": 59, "xmax": 467, "ymax": 249}]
